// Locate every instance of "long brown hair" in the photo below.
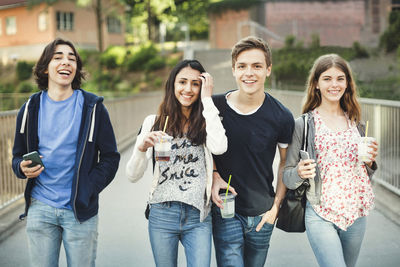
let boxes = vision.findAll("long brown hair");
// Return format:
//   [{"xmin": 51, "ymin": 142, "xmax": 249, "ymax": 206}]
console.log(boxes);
[
  {"xmin": 302, "ymin": 54, "xmax": 361, "ymax": 123},
  {"xmin": 153, "ymin": 60, "xmax": 206, "ymax": 145}
]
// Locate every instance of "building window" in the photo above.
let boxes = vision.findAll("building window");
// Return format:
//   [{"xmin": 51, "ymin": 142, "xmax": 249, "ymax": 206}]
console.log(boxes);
[
  {"xmin": 393, "ymin": 0, "xmax": 400, "ymax": 11},
  {"xmin": 6, "ymin": 16, "xmax": 17, "ymax": 35},
  {"xmin": 38, "ymin": 12, "xmax": 48, "ymax": 31},
  {"xmin": 372, "ymin": 0, "xmax": 380, "ymax": 33},
  {"xmin": 56, "ymin": 11, "xmax": 74, "ymax": 31},
  {"xmin": 107, "ymin": 16, "xmax": 121, "ymax": 34}
]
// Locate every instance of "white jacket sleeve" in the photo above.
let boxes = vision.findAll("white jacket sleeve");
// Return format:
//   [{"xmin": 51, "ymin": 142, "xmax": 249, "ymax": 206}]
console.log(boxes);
[
  {"xmin": 126, "ymin": 115, "xmax": 155, "ymax": 183},
  {"xmin": 202, "ymin": 97, "xmax": 227, "ymax": 155}
]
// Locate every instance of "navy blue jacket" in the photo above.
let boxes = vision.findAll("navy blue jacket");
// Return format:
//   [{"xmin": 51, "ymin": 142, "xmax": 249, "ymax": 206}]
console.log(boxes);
[{"xmin": 12, "ymin": 89, "xmax": 120, "ymax": 222}]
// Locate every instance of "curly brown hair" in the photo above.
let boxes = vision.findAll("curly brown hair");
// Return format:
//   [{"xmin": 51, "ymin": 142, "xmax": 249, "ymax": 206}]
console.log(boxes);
[
  {"xmin": 33, "ymin": 38, "xmax": 85, "ymax": 90},
  {"xmin": 152, "ymin": 60, "xmax": 206, "ymax": 145}
]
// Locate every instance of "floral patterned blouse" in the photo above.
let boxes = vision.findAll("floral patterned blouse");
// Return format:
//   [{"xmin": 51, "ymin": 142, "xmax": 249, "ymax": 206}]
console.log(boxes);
[{"xmin": 312, "ymin": 109, "xmax": 374, "ymax": 230}]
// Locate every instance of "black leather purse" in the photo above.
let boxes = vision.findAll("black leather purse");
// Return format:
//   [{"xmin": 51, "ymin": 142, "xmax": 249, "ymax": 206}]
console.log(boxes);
[{"xmin": 276, "ymin": 114, "xmax": 310, "ymax": 233}]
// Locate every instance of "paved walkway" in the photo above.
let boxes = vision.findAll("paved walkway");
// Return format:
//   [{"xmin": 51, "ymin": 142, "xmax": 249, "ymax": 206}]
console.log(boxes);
[{"xmin": 1, "ymin": 148, "xmax": 400, "ymax": 267}]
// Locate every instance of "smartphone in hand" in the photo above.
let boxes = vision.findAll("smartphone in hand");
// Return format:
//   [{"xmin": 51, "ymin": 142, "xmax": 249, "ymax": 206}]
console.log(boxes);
[
  {"xmin": 23, "ymin": 151, "xmax": 44, "ymax": 168},
  {"xmin": 300, "ymin": 150, "xmax": 310, "ymax": 160}
]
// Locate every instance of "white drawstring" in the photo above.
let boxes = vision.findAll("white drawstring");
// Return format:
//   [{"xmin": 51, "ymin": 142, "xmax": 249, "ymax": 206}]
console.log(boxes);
[
  {"xmin": 20, "ymin": 98, "xmax": 31, "ymax": 134},
  {"xmin": 88, "ymin": 104, "xmax": 96, "ymax": 142}
]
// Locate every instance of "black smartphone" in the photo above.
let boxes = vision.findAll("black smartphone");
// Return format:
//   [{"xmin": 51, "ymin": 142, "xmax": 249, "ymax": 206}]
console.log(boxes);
[{"xmin": 23, "ymin": 151, "xmax": 44, "ymax": 168}]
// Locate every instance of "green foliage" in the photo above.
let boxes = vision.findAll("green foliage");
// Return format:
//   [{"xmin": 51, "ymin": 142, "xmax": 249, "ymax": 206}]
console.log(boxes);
[
  {"xmin": 100, "ymin": 53, "xmax": 118, "ymax": 69},
  {"xmin": 358, "ymin": 76, "xmax": 400, "ymax": 100},
  {"xmin": 284, "ymin": 35, "xmax": 296, "ymax": 49},
  {"xmin": 16, "ymin": 61, "xmax": 34, "ymax": 81},
  {"xmin": 380, "ymin": 11, "xmax": 400, "ymax": 52},
  {"xmin": 209, "ymin": 0, "xmax": 263, "ymax": 14},
  {"xmin": 78, "ymin": 49, "xmax": 100, "ymax": 67},
  {"xmin": 310, "ymin": 34, "xmax": 320, "ymax": 49},
  {"xmin": 17, "ymin": 81, "xmax": 36, "ymax": 93},
  {"xmin": 0, "ymin": 83, "xmax": 14, "ymax": 93},
  {"xmin": 398, "ymin": 46, "xmax": 400, "ymax": 69},
  {"xmin": 125, "ymin": 43, "xmax": 159, "ymax": 71},
  {"xmin": 352, "ymin": 42, "xmax": 369, "ymax": 58},
  {"xmin": 145, "ymin": 56, "xmax": 166, "ymax": 72},
  {"xmin": 91, "ymin": 70, "xmax": 122, "ymax": 92},
  {"xmin": 273, "ymin": 44, "xmax": 364, "ymax": 86}
]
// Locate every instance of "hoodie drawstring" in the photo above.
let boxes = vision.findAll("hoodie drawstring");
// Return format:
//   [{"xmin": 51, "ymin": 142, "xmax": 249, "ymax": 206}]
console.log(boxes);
[
  {"xmin": 20, "ymin": 98, "xmax": 31, "ymax": 134},
  {"xmin": 88, "ymin": 104, "xmax": 96, "ymax": 142}
]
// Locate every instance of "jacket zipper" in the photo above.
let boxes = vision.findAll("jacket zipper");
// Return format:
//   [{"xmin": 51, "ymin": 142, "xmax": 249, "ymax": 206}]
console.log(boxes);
[{"xmin": 72, "ymin": 105, "xmax": 93, "ymax": 223}]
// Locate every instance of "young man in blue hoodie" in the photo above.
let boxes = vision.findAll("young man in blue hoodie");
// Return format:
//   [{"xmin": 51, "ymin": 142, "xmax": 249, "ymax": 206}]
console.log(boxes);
[{"xmin": 12, "ymin": 38, "xmax": 120, "ymax": 267}]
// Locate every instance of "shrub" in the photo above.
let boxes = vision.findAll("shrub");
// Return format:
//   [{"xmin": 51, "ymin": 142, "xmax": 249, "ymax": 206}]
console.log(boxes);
[
  {"xmin": 100, "ymin": 53, "xmax": 118, "ymax": 69},
  {"xmin": 17, "ymin": 81, "xmax": 36, "ymax": 93},
  {"xmin": 125, "ymin": 44, "xmax": 159, "ymax": 71},
  {"xmin": 145, "ymin": 56, "xmax": 166, "ymax": 71},
  {"xmin": 284, "ymin": 35, "xmax": 296, "ymax": 49},
  {"xmin": 16, "ymin": 61, "xmax": 34, "ymax": 81},
  {"xmin": 352, "ymin": 42, "xmax": 369, "ymax": 58},
  {"xmin": 380, "ymin": 11, "xmax": 400, "ymax": 52},
  {"xmin": 310, "ymin": 34, "xmax": 320, "ymax": 49}
]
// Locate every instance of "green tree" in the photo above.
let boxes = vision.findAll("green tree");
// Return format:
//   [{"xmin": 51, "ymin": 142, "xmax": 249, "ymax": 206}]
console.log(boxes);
[{"xmin": 380, "ymin": 11, "xmax": 400, "ymax": 53}]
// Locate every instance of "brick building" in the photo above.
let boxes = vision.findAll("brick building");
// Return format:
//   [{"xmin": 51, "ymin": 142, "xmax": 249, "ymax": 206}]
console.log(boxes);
[
  {"xmin": 209, "ymin": 0, "xmax": 395, "ymax": 49},
  {"xmin": 0, "ymin": 0, "xmax": 125, "ymax": 64}
]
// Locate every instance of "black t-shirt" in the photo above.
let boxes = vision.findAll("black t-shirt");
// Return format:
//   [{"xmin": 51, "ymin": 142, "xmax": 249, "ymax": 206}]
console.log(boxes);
[{"xmin": 213, "ymin": 91, "xmax": 294, "ymax": 216}]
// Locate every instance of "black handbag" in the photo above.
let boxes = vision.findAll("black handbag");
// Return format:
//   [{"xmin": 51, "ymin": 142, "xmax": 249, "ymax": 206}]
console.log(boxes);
[{"xmin": 276, "ymin": 114, "xmax": 310, "ymax": 233}]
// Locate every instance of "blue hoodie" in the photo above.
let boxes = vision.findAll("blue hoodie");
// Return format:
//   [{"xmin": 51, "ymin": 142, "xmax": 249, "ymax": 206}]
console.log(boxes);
[{"xmin": 12, "ymin": 89, "xmax": 120, "ymax": 222}]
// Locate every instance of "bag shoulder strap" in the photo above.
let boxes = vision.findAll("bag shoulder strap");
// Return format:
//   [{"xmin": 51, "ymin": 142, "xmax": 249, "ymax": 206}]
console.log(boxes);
[{"xmin": 301, "ymin": 113, "xmax": 309, "ymax": 151}]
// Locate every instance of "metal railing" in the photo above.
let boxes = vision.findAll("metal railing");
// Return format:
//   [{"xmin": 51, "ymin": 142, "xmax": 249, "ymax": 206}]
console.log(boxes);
[
  {"xmin": 0, "ymin": 90, "xmax": 399, "ymax": 211},
  {"xmin": 0, "ymin": 91, "xmax": 163, "ymax": 210},
  {"xmin": 269, "ymin": 89, "xmax": 400, "ymax": 196}
]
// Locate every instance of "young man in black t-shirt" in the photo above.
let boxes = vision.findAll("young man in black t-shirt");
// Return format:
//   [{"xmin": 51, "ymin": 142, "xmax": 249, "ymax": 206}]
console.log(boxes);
[{"xmin": 211, "ymin": 36, "xmax": 294, "ymax": 267}]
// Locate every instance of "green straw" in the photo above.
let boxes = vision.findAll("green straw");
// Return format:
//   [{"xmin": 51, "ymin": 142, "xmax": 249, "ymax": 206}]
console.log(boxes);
[{"xmin": 224, "ymin": 175, "xmax": 232, "ymax": 204}]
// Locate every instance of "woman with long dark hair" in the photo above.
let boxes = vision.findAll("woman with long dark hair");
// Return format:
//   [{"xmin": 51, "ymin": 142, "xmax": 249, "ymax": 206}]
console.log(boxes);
[
  {"xmin": 126, "ymin": 59, "xmax": 227, "ymax": 267},
  {"xmin": 283, "ymin": 54, "xmax": 378, "ymax": 267}
]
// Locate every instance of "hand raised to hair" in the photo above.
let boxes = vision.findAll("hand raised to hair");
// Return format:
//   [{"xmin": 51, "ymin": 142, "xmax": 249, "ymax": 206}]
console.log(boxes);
[{"xmin": 199, "ymin": 72, "xmax": 213, "ymax": 99}]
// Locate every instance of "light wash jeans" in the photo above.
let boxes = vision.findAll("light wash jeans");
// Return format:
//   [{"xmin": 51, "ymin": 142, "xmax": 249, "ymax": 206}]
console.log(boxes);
[
  {"xmin": 148, "ymin": 201, "xmax": 212, "ymax": 267},
  {"xmin": 305, "ymin": 201, "xmax": 367, "ymax": 267},
  {"xmin": 211, "ymin": 205, "xmax": 274, "ymax": 267},
  {"xmin": 26, "ymin": 198, "xmax": 98, "ymax": 267}
]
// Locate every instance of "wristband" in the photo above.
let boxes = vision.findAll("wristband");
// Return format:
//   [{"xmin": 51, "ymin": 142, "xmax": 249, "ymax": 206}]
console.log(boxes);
[{"xmin": 213, "ymin": 170, "xmax": 218, "ymax": 173}]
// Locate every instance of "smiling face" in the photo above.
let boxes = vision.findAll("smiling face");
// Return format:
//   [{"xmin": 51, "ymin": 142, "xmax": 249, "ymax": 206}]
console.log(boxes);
[
  {"xmin": 232, "ymin": 48, "xmax": 271, "ymax": 95},
  {"xmin": 174, "ymin": 66, "xmax": 201, "ymax": 115},
  {"xmin": 47, "ymin": 44, "xmax": 77, "ymax": 91},
  {"xmin": 317, "ymin": 67, "xmax": 347, "ymax": 104}
]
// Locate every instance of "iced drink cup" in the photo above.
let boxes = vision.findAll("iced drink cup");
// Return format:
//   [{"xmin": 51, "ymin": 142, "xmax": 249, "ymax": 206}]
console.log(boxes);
[
  {"xmin": 154, "ymin": 135, "xmax": 172, "ymax": 161},
  {"xmin": 358, "ymin": 137, "xmax": 375, "ymax": 163},
  {"xmin": 219, "ymin": 192, "xmax": 235, "ymax": 219}
]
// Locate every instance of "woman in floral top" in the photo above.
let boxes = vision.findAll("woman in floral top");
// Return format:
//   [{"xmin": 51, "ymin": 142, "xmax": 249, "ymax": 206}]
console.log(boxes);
[{"xmin": 283, "ymin": 54, "xmax": 378, "ymax": 267}]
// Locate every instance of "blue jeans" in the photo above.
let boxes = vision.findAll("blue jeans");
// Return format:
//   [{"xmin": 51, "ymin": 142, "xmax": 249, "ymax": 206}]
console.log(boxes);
[
  {"xmin": 305, "ymin": 201, "xmax": 367, "ymax": 267},
  {"xmin": 148, "ymin": 201, "xmax": 212, "ymax": 267},
  {"xmin": 211, "ymin": 205, "xmax": 274, "ymax": 267},
  {"xmin": 26, "ymin": 198, "xmax": 98, "ymax": 267}
]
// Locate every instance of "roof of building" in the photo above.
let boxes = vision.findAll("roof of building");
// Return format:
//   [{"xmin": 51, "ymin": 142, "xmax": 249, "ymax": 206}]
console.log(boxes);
[{"xmin": 0, "ymin": 0, "xmax": 27, "ymax": 9}]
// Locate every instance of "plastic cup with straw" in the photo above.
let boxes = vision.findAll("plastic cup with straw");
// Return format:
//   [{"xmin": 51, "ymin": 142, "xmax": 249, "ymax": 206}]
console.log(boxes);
[
  {"xmin": 359, "ymin": 120, "xmax": 373, "ymax": 162},
  {"xmin": 155, "ymin": 116, "xmax": 172, "ymax": 161},
  {"xmin": 219, "ymin": 174, "xmax": 235, "ymax": 219}
]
